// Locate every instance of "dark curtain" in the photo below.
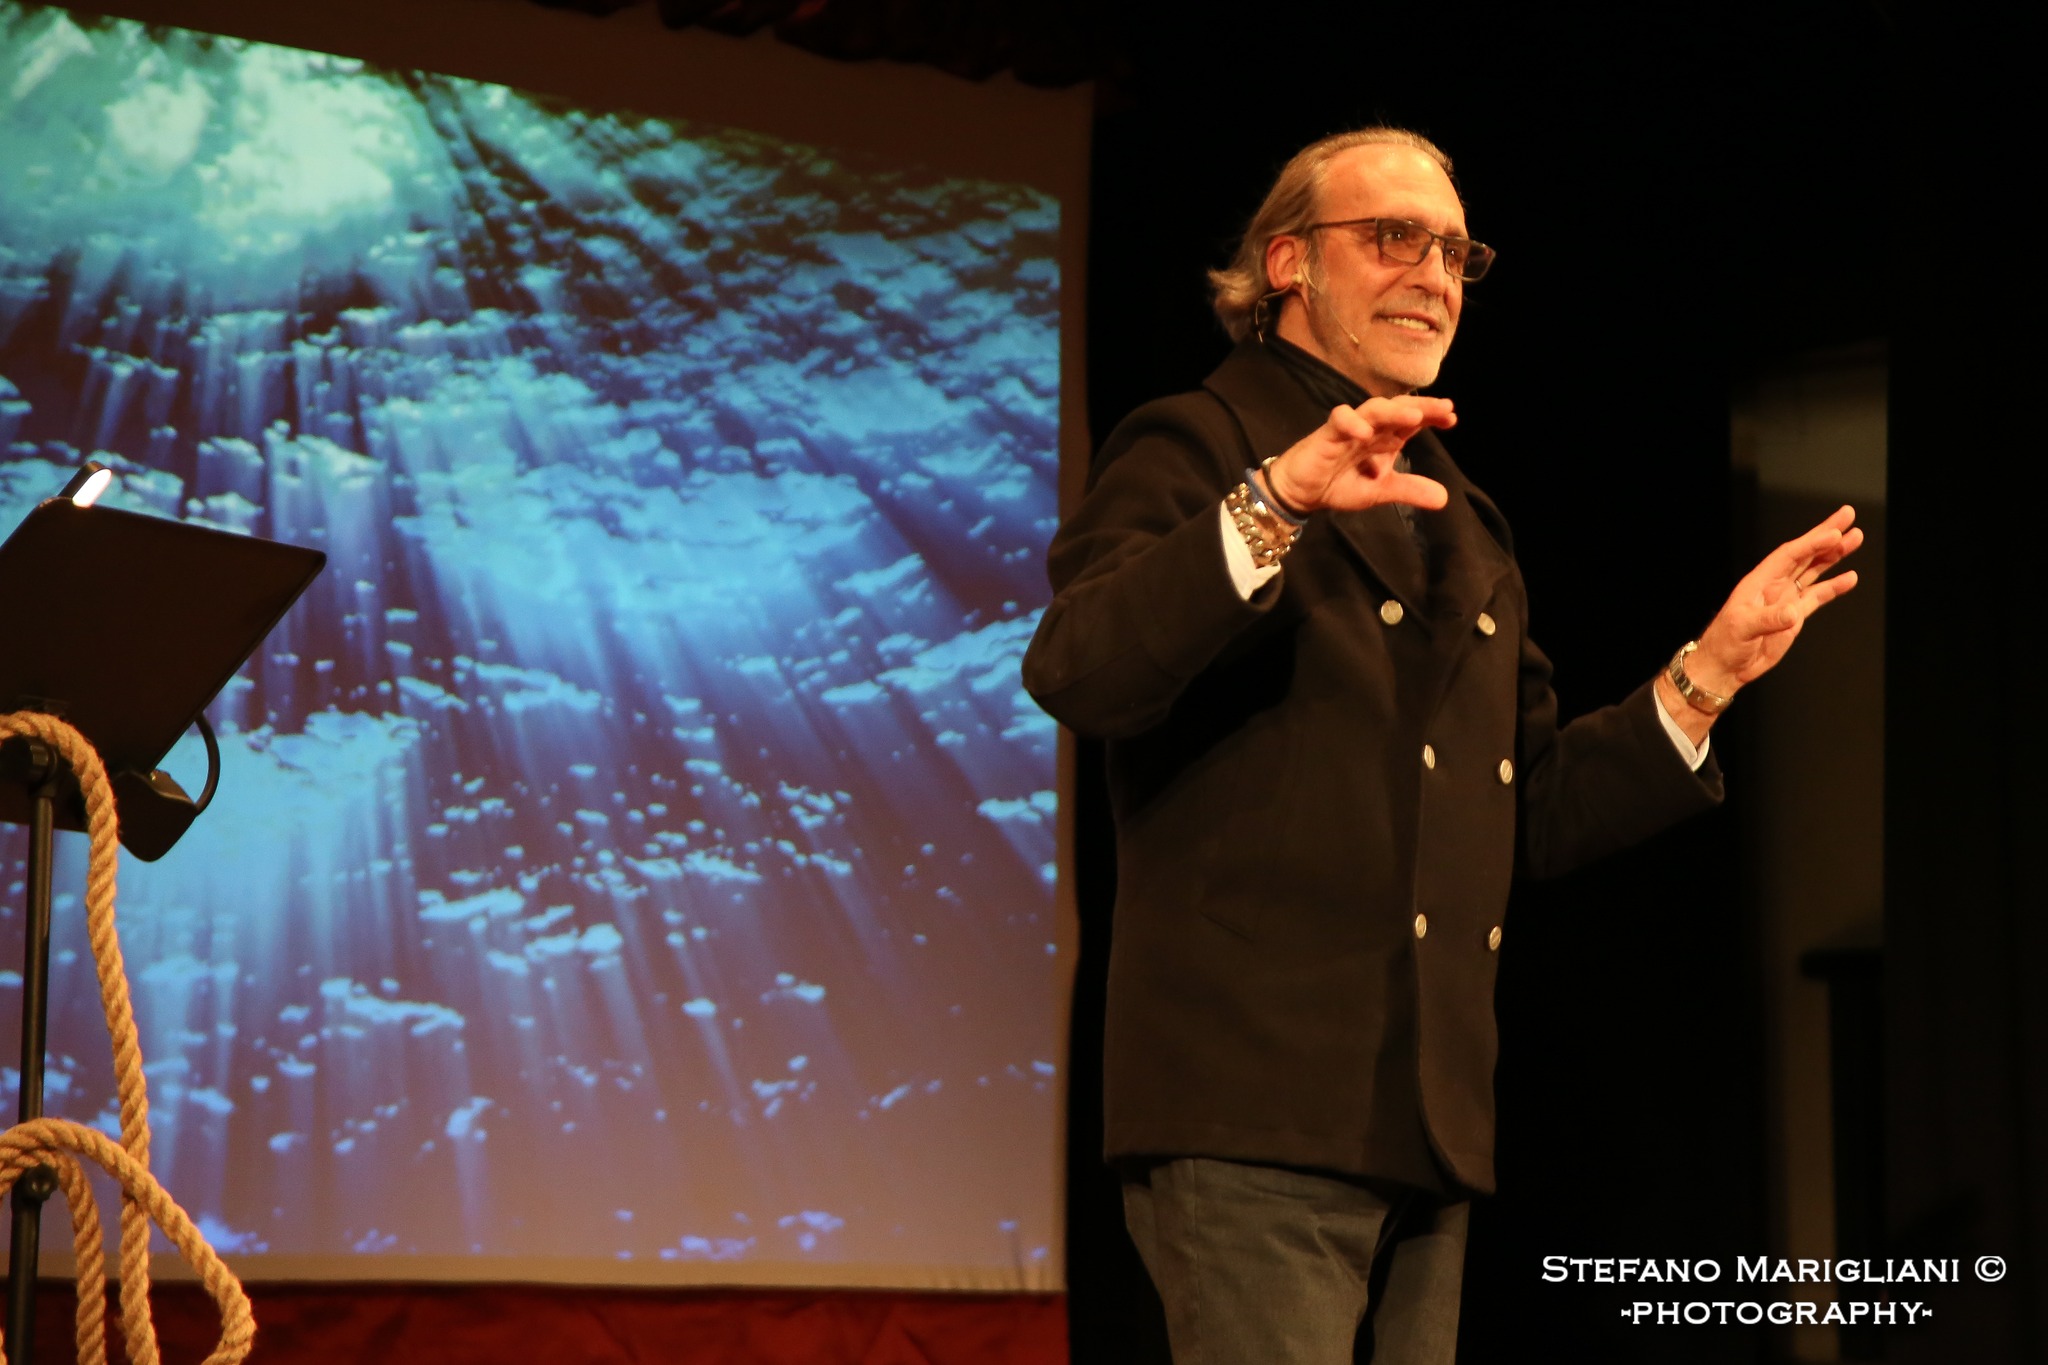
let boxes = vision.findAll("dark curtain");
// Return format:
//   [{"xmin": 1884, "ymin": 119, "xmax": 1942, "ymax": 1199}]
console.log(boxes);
[{"xmin": 1884, "ymin": 23, "xmax": 2047, "ymax": 1360}]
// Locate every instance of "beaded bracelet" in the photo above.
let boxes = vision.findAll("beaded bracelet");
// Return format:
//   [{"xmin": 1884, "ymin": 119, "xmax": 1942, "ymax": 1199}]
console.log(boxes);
[{"xmin": 1226, "ymin": 480, "xmax": 1302, "ymax": 569}]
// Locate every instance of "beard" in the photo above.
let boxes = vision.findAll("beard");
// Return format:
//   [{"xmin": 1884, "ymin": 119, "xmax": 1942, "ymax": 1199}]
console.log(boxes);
[{"xmin": 1302, "ymin": 288, "xmax": 1450, "ymax": 396}]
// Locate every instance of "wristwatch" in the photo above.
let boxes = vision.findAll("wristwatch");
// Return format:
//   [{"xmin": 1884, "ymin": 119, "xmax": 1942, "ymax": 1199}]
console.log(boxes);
[{"xmin": 1666, "ymin": 640, "xmax": 1733, "ymax": 716}]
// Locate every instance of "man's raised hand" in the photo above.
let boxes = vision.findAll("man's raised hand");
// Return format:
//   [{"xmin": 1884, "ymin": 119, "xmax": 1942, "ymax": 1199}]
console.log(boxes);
[
  {"xmin": 1263, "ymin": 398, "xmax": 1457, "ymax": 515},
  {"xmin": 1690, "ymin": 504, "xmax": 1864, "ymax": 697}
]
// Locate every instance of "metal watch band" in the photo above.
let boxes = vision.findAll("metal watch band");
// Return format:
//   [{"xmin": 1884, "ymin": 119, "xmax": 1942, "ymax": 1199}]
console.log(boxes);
[{"xmin": 1666, "ymin": 640, "xmax": 1733, "ymax": 715}]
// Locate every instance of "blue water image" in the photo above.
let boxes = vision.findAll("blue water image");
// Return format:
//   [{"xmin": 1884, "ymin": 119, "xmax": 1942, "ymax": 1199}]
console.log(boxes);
[{"xmin": 0, "ymin": 2, "xmax": 1061, "ymax": 1283}]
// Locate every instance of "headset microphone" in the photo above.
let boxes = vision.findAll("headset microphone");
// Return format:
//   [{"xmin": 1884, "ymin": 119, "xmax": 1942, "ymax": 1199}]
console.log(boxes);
[{"xmin": 1294, "ymin": 266, "xmax": 1361, "ymax": 348}]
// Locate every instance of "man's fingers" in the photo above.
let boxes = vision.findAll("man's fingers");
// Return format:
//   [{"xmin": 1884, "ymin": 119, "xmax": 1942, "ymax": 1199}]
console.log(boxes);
[
  {"xmin": 1383, "ymin": 473, "xmax": 1450, "ymax": 510},
  {"xmin": 1327, "ymin": 397, "xmax": 1458, "ymax": 444},
  {"xmin": 1801, "ymin": 502, "xmax": 1858, "ymax": 537},
  {"xmin": 1396, "ymin": 396, "xmax": 1457, "ymax": 429},
  {"xmin": 1798, "ymin": 526, "xmax": 1866, "ymax": 579},
  {"xmin": 1766, "ymin": 505, "xmax": 1859, "ymax": 577},
  {"xmin": 1802, "ymin": 569, "xmax": 1859, "ymax": 608},
  {"xmin": 1764, "ymin": 569, "xmax": 1859, "ymax": 631},
  {"xmin": 1326, "ymin": 405, "xmax": 1378, "ymax": 444},
  {"xmin": 1783, "ymin": 527, "xmax": 1864, "ymax": 599},
  {"xmin": 1364, "ymin": 395, "xmax": 1457, "ymax": 432}
]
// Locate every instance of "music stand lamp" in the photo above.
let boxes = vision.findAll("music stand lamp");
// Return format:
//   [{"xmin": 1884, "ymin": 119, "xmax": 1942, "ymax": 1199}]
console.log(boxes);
[{"xmin": 0, "ymin": 488, "xmax": 324, "ymax": 1357}]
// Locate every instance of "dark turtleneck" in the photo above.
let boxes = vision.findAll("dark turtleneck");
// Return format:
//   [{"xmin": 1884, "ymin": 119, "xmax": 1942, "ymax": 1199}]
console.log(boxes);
[{"xmin": 1263, "ymin": 332, "xmax": 1369, "ymax": 412}]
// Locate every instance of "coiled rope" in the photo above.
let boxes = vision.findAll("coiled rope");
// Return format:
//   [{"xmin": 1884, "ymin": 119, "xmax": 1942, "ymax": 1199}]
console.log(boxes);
[{"xmin": 0, "ymin": 711, "xmax": 253, "ymax": 1365}]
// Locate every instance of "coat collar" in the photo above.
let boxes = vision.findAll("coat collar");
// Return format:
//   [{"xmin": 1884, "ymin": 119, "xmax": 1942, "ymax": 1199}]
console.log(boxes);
[{"xmin": 1203, "ymin": 340, "xmax": 1512, "ymax": 627}]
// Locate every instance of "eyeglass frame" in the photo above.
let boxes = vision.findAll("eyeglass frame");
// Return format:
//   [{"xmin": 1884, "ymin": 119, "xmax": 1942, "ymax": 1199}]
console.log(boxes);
[{"xmin": 1302, "ymin": 217, "xmax": 1496, "ymax": 282}]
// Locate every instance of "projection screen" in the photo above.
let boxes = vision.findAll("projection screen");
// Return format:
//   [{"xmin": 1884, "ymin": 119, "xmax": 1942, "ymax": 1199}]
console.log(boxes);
[{"xmin": 0, "ymin": 0, "xmax": 1087, "ymax": 1290}]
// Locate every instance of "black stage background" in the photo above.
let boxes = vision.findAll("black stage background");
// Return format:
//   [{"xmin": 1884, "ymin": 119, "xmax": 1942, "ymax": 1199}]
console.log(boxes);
[{"xmin": 1068, "ymin": 3, "xmax": 2036, "ymax": 1362}]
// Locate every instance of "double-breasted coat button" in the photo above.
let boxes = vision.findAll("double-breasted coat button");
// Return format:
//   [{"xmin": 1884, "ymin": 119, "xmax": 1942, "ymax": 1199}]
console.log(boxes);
[
  {"xmin": 1476, "ymin": 612, "xmax": 1496, "ymax": 636},
  {"xmin": 1422, "ymin": 744, "xmax": 1436, "ymax": 769},
  {"xmin": 1380, "ymin": 600, "xmax": 1405, "ymax": 626},
  {"xmin": 1487, "ymin": 925, "xmax": 1503, "ymax": 951},
  {"xmin": 1414, "ymin": 913, "xmax": 1429, "ymax": 939},
  {"xmin": 1498, "ymin": 758, "xmax": 1514, "ymax": 784}
]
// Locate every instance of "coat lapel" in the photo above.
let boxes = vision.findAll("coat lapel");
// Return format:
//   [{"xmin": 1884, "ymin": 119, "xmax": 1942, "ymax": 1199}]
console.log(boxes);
[
  {"xmin": 1407, "ymin": 431, "xmax": 1512, "ymax": 629},
  {"xmin": 1327, "ymin": 507, "xmax": 1429, "ymax": 615},
  {"xmin": 1203, "ymin": 344, "xmax": 1512, "ymax": 625},
  {"xmin": 1203, "ymin": 344, "xmax": 1431, "ymax": 616}
]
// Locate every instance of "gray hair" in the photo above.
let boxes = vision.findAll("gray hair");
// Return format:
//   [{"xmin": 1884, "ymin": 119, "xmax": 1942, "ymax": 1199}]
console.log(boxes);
[{"xmin": 1208, "ymin": 126, "xmax": 1455, "ymax": 341}]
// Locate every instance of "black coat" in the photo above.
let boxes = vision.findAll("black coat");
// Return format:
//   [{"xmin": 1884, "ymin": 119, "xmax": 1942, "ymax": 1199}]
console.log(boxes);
[{"xmin": 1022, "ymin": 340, "xmax": 1723, "ymax": 1193}]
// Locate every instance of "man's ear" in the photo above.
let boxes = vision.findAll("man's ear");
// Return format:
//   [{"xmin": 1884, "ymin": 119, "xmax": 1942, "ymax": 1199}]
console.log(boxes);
[{"xmin": 1265, "ymin": 234, "xmax": 1306, "ymax": 293}]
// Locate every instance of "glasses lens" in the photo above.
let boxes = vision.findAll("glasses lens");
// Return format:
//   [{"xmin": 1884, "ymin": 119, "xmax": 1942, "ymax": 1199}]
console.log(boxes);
[
  {"xmin": 1374, "ymin": 219, "xmax": 1429, "ymax": 265},
  {"xmin": 1456, "ymin": 240, "xmax": 1495, "ymax": 281}
]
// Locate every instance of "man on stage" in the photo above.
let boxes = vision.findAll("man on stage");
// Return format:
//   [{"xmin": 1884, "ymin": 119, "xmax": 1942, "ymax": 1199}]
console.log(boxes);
[{"xmin": 1021, "ymin": 126, "xmax": 1861, "ymax": 1363}]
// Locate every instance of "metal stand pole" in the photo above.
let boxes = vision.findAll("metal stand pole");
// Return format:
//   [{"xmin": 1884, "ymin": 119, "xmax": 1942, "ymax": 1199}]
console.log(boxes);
[{"xmin": 5, "ymin": 740, "xmax": 61, "ymax": 1360}]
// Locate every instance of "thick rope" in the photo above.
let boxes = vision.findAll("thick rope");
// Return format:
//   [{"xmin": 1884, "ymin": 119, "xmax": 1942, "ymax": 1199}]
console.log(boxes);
[
  {"xmin": 0, "ymin": 1125, "xmax": 252, "ymax": 1365},
  {"xmin": 0, "ymin": 712, "xmax": 254, "ymax": 1365}
]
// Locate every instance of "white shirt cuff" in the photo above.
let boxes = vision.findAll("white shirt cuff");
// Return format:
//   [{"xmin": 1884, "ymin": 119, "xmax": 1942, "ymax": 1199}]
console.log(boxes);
[
  {"xmin": 1219, "ymin": 498, "xmax": 1282, "ymax": 600},
  {"xmin": 1654, "ymin": 691, "xmax": 1712, "ymax": 771}
]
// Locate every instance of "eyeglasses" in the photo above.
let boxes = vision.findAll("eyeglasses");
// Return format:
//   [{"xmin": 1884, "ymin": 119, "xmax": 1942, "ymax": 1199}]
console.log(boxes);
[{"xmin": 1307, "ymin": 218, "xmax": 1496, "ymax": 282}]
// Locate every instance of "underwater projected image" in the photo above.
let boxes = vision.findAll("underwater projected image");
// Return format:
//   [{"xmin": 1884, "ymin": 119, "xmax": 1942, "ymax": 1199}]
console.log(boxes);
[{"xmin": 0, "ymin": 3, "xmax": 1063, "ymax": 1284}]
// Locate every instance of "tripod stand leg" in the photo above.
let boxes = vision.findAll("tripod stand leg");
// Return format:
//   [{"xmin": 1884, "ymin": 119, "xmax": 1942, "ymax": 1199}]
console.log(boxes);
[{"xmin": 6, "ymin": 761, "xmax": 59, "ymax": 1358}]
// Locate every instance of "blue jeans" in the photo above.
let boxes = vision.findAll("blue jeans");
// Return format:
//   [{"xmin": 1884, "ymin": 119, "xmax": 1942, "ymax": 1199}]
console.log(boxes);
[{"xmin": 1121, "ymin": 1157, "xmax": 1467, "ymax": 1365}]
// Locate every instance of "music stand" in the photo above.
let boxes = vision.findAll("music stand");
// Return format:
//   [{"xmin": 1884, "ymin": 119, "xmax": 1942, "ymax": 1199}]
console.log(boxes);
[{"xmin": 0, "ymin": 496, "xmax": 325, "ymax": 1357}]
